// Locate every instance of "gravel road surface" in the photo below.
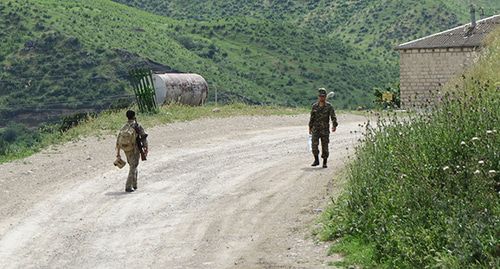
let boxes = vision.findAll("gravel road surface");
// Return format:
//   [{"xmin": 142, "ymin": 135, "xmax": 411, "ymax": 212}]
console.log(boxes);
[{"xmin": 0, "ymin": 113, "xmax": 365, "ymax": 268}]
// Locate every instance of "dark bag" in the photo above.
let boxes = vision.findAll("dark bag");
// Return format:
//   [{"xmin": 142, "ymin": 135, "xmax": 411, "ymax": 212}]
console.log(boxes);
[{"xmin": 132, "ymin": 123, "xmax": 148, "ymax": 161}]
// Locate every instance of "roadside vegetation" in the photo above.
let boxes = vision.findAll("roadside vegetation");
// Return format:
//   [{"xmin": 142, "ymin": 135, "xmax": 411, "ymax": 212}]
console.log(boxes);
[
  {"xmin": 0, "ymin": 103, "xmax": 307, "ymax": 164},
  {"xmin": 319, "ymin": 30, "xmax": 499, "ymax": 268}
]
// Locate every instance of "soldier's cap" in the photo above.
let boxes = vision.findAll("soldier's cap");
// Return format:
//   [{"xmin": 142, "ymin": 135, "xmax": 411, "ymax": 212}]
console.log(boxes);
[{"xmin": 318, "ymin": 88, "xmax": 327, "ymax": 96}]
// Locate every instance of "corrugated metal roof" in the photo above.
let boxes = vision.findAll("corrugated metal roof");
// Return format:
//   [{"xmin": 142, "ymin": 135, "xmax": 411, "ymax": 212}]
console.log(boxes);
[{"xmin": 396, "ymin": 14, "xmax": 500, "ymax": 50}]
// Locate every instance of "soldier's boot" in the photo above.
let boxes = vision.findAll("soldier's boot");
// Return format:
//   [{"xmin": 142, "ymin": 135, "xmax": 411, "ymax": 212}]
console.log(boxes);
[
  {"xmin": 322, "ymin": 158, "xmax": 328, "ymax": 168},
  {"xmin": 311, "ymin": 155, "xmax": 320, "ymax": 166}
]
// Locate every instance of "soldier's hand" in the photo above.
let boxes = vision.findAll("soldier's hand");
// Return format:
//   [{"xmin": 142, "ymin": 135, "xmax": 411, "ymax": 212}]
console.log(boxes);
[
  {"xmin": 332, "ymin": 127, "xmax": 336, "ymax": 132},
  {"xmin": 308, "ymin": 128, "xmax": 312, "ymax": 134}
]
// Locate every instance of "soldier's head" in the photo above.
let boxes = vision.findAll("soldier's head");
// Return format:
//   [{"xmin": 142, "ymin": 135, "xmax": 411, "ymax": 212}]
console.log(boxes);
[
  {"xmin": 318, "ymin": 88, "xmax": 327, "ymax": 101},
  {"xmin": 126, "ymin": 110, "xmax": 136, "ymax": 120}
]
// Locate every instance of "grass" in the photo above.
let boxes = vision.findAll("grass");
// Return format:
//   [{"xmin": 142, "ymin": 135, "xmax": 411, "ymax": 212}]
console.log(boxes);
[
  {"xmin": 114, "ymin": 0, "xmax": 500, "ymax": 61},
  {"xmin": 3, "ymin": 0, "xmax": 497, "ymax": 128},
  {"xmin": 0, "ymin": 103, "xmax": 308, "ymax": 164},
  {"xmin": 319, "ymin": 29, "xmax": 500, "ymax": 268},
  {"xmin": 327, "ymin": 236, "xmax": 377, "ymax": 268},
  {"xmin": 0, "ymin": 0, "xmax": 395, "ymax": 114}
]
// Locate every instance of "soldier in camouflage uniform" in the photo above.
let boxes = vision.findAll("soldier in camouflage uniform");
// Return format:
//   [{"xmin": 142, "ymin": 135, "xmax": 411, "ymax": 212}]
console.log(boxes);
[
  {"xmin": 309, "ymin": 88, "xmax": 338, "ymax": 168},
  {"xmin": 116, "ymin": 110, "xmax": 148, "ymax": 192}
]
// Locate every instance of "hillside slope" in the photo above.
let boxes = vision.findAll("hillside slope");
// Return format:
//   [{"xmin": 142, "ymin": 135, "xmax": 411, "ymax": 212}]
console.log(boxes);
[
  {"xmin": 114, "ymin": 0, "xmax": 500, "ymax": 59},
  {"xmin": 0, "ymin": 0, "xmax": 394, "ymax": 128},
  {"xmin": 0, "ymin": 1, "xmax": 173, "ymax": 125},
  {"xmin": 2, "ymin": 1, "xmax": 499, "ymax": 127}
]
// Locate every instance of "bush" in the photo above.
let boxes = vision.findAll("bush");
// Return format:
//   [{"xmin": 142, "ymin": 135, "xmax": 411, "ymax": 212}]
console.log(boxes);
[
  {"xmin": 0, "ymin": 122, "xmax": 41, "ymax": 157},
  {"xmin": 321, "ymin": 30, "xmax": 500, "ymax": 268},
  {"xmin": 2, "ymin": 126, "xmax": 18, "ymax": 142},
  {"xmin": 323, "ymin": 76, "xmax": 499, "ymax": 268},
  {"xmin": 59, "ymin": 112, "xmax": 97, "ymax": 132}
]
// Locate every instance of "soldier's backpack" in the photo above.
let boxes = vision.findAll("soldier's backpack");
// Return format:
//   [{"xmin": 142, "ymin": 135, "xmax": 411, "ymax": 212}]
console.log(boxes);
[{"xmin": 118, "ymin": 123, "xmax": 137, "ymax": 152}]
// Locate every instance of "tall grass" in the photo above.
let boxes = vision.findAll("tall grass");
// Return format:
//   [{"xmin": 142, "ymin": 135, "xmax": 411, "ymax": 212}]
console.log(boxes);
[{"xmin": 320, "ymin": 30, "xmax": 499, "ymax": 267}]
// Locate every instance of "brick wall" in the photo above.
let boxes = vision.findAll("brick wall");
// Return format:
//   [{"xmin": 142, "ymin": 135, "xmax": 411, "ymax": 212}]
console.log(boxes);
[{"xmin": 399, "ymin": 47, "xmax": 480, "ymax": 108}]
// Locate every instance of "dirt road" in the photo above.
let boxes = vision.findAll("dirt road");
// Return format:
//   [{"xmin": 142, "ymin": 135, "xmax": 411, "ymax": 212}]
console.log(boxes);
[{"xmin": 0, "ymin": 113, "xmax": 365, "ymax": 268}]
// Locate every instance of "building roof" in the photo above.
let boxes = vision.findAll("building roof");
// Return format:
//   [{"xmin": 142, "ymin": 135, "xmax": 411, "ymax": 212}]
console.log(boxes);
[{"xmin": 396, "ymin": 14, "xmax": 500, "ymax": 50}]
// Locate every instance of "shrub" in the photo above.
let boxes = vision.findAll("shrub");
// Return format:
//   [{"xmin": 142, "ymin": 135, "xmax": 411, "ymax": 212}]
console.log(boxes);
[
  {"xmin": 323, "ymin": 75, "xmax": 498, "ymax": 268},
  {"xmin": 322, "ymin": 30, "xmax": 500, "ymax": 268},
  {"xmin": 1, "ymin": 126, "xmax": 18, "ymax": 142},
  {"xmin": 59, "ymin": 112, "xmax": 97, "ymax": 132}
]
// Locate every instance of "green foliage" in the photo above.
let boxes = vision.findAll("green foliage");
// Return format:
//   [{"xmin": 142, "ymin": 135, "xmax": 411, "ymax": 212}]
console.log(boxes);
[
  {"xmin": 0, "ymin": 122, "xmax": 41, "ymax": 156},
  {"xmin": 373, "ymin": 82, "xmax": 401, "ymax": 109},
  {"xmin": 320, "ymin": 30, "xmax": 500, "ymax": 267},
  {"xmin": 59, "ymin": 112, "xmax": 97, "ymax": 132},
  {"xmin": 0, "ymin": 0, "xmax": 396, "ymax": 126},
  {"xmin": 113, "ymin": 0, "xmax": 500, "ymax": 60},
  {"xmin": 0, "ymin": 1, "xmax": 174, "ymax": 126},
  {"xmin": 4, "ymin": 0, "xmax": 496, "ymax": 125},
  {"xmin": 327, "ymin": 235, "xmax": 378, "ymax": 268}
]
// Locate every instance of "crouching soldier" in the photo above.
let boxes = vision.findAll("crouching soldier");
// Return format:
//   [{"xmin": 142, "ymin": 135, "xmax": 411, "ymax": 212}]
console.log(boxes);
[
  {"xmin": 116, "ymin": 110, "xmax": 148, "ymax": 192},
  {"xmin": 309, "ymin": 88, "xmax": 338, "ymax": 168}
]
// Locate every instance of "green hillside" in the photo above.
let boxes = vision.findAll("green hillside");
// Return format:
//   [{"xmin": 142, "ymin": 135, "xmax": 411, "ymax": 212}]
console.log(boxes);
[
  {"xmin": 0, "ymin": 0, "xmax": 395, "ymax": 128},
  {"xmin": 112, "ymin": 0, "xmax": 500, "ymax": 22},
  {"xmin": 2, "ymin": 0, "xmax": 498, "ymax": 127},
  {"xmin": 0, "ymin": 0, "xmax": 174, "ymax": 125},
  {"xmin": 114, "ymin": 0, "xmax": 500, "ymax": 59}
]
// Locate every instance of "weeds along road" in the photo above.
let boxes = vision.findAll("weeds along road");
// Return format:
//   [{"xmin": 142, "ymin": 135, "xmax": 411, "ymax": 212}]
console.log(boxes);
[{"xmin": 0, "ymin": 114, "xmax": 365, "ymax": 268}]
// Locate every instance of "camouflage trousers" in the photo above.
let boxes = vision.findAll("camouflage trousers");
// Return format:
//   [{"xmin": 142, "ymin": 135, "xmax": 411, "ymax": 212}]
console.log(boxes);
[
  {"xmin": 312, "ymin": 132, "xmax": 330, "ymax": 159},
  {"xmin": 125, "ymin": 148, "xmax": 140, "ymax": 190}
]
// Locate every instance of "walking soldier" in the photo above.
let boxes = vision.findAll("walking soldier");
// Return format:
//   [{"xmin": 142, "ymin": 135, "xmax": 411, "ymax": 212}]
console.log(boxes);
[
  {"xmin": 309, "ymin": 88, "xmax": 338, "ymax": 168},
  {"xmin": 116, "ymin": 110, "xmax": 148, "ymax": 192}
]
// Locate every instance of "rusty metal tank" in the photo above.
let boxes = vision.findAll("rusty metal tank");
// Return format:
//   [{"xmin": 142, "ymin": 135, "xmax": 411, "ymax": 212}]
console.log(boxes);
[{"xmin": 152, "ymin": 73, "xmax": 208, "ymax": 106}]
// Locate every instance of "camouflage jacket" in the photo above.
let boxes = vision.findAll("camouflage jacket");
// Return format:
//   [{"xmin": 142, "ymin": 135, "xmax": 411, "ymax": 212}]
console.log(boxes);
[{"xmin": 309, "ymin": 102, "xmax": 338, "ymax": 134}]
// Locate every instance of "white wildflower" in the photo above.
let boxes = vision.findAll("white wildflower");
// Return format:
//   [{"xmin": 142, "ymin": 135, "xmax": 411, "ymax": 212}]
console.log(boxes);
[
  {"xmin": 443, "ymin": 166, "xmax": 450, "ymax": 171},
  {"xmin": 474, "ymin": 170, "xmax": 481, "ymax": 175},
  {"xmin": 486, "ymin": 130, "xmax": 493, "ymax": 135},
  {"xmin": 460, "ymin": 141, "xmax": 466, "ymax": 146},
  {"xmin": 471, "ymin": 137, "xmax": 480, "ymax": 141},
  {"xmin": 478, "ymin": 160, "xmax": 485, "ymax": 165},
  {"xmin": 489, "ymin": 170, "xmax": 497, "ymax": 176}
]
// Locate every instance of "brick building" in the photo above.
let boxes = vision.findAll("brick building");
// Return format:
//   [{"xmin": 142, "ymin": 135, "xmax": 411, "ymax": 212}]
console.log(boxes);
[{"xmin": 395, "ymin": 13, "xmax": 499, "ymax": 108}]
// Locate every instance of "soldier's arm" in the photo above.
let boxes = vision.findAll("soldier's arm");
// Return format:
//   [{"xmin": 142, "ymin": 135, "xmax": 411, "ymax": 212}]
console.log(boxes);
[
  {"xmin": 308, "ymin": 106, "xmax": 315, "ymax": 133},
  {"xmin": 137, "ymin": 124, "xmax": 148, "ymax": 148},
  {"xmin": 115, "ymin": 134, "xmax": 121, "ymax": 157},
  {"xmin": 331, "ymin": 106, "xmax": 338, "ymax": 128}
]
